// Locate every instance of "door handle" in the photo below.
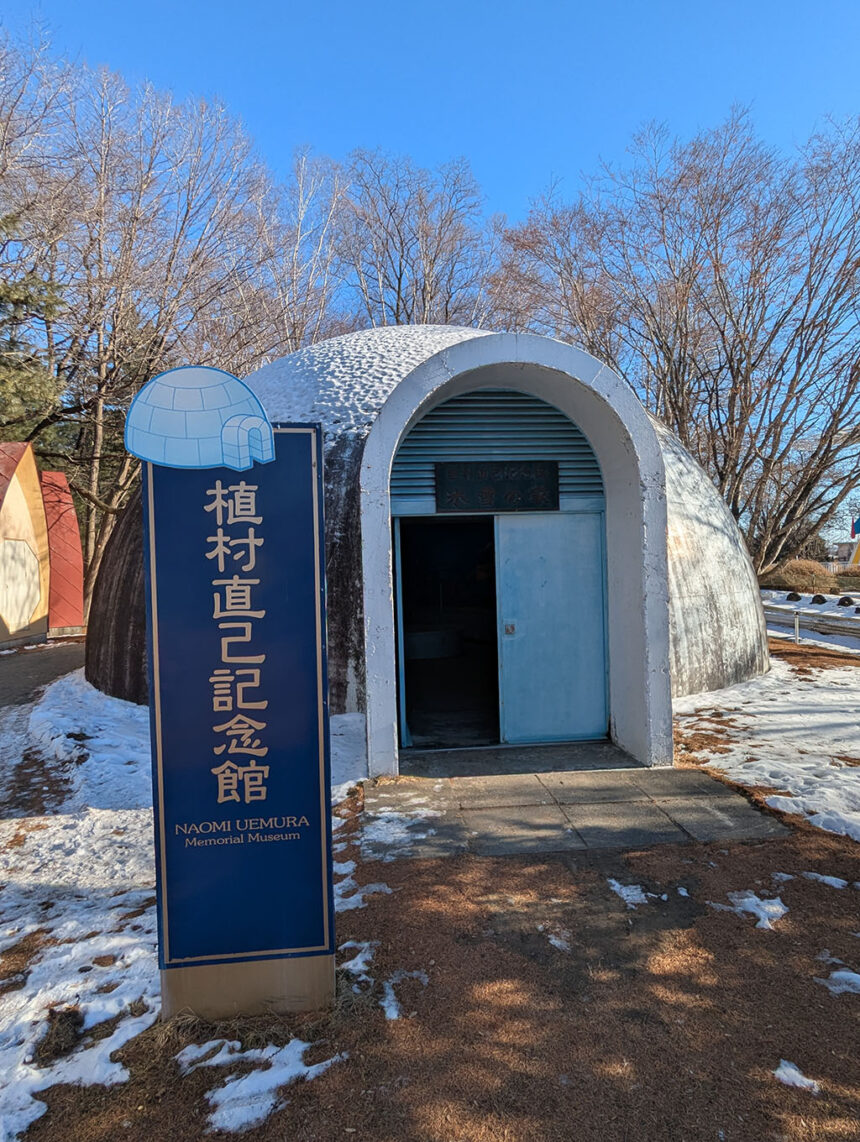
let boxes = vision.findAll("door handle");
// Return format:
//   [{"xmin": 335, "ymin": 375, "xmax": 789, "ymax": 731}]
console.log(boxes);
[{"xmin": 504, "ymin": 623, "xmax": 516, "ymax": 636}]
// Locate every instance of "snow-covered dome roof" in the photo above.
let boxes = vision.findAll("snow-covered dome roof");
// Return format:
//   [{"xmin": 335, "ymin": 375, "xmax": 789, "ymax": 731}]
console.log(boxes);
[
  {"xmin": 246, "ymin": 325, "xmax": 491, "ymax": 437},
  {"xmin": 125, "ymin": 365, "xmax": 274, "ymax": 470}
]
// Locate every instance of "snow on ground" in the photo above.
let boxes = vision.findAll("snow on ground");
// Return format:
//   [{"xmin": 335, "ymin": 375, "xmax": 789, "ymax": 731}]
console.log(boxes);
[
  {"xmin": 379, "ymin": 969, "xmax": 429, "ymax": 1021},
  {"xmin": 674, "ymin": 656, "xmax": 860, "ymax": 842},
  {"xmin": 605, "ymin": 880, "xmax": 670, "ymax": 909},
  {"xmin": 359, "ymin": 806, "xmax": 443, "ymax": 861},
  {"xmin": 27, "ymin": 670, "xmax": 152, "ymax": 811},
  {"xmin": 330, "ymin": 713, "xmax": 367, "ymax": 803},
  {"xmin": 0, "ymin": 704, "xmax": 31, "ymax": 809},
  {"xmin": 174, "ymin": 1037, "xmax": 346, "ymax": 1134},
  {"xmin": 773, "ymin": 1060, "xmax": 819, "ymax": 1094},
  {"xmin": 333, "ymin": 876, "xmax": 392, "ymax": 913},
  {"xmin": 358, "ymin": 786, "xmax": 447, "ymax": 861},
  {"xmin": 708, "ymin": 891, "xmax": 789, "ymax": 930},
  {"xmin": 0, "ymin": 811, "xmax": 157, "ymax": 1138},
  {"xmin": 545, "ymin": 928, "xmax": 573, "ymax": 953},
  {"xmin": 801, "ymin": 871, "xmax": 853, "ymax": 889},
  {"xmin": 606, "ymin": 880, "xmax": 648, "ymax": 909},
  {"xmin": 768, "ymin": 625, "xmax": 860, "ymax": 655},
  {"xmin": 0, "ymin": 670, "xmax": 370, "ymax": 1140},
  {"xmin": 338, "ymin": 940, "xmax": 376, "ymax": 985},
  {"xmin": 814, "ymin": 969, "xmax": 860, "ymax": 996},
  {"xmin": 762, "ymin": 589, "xmax": 860, "ymax": 653},
  {"xmin": 761, "ymin": 589, "xmax": 860, "ymax": 617}
]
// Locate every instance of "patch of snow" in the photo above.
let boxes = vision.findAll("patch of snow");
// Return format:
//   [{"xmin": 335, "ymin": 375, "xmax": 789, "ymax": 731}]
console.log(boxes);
[
  {"xmin": 379, "ymin": 970, "xmax": 429, "ymax": 1021},
  {"xmin": 677, "ymin": 886, "xmax": 689, "ymax": 897},
  {"xmin": 176, "ymin": 1039, "xmax": 243, "ymax": 1074},
  {"xmin": 767, "ymin": 624, "xmax": 860, "ymax": 655},
  {"xmin": 773, "ymin": 1059, "xmax": 819, "ymax": 1094},
  {"xmin": 708, "ymin": 891, "xmax": 788, "ymax": 930},
  {"xmin": 801, "ymin": 871, "xmax": 849, "ymax": 889},
  {"xmin": 814, "ymin": 969, "xmax": 860, "ymax": 996},
  {"xmin": 772, "ymin": 872, "xmax": 795, "ymax": 883},
  {"xmin": 27, "ymin": 670, "xmax": 152, "ymax": 811},
  {"xmin": 338, "ymin": 940, "xmax": 376, "ymax": 983},
  {"xmin": 0, "ymin": 826, "xmax": 158, "ymax": 1141},
  {"xmin": 173, "ymin": 1037, "xmax": 345, "ymax": 1134},
  {"xmin": 330, "ymin": 713, "xmax": 368, "ymax": 804},
  {"xmin": 0, "ymin": 705, "xmax": 31, "ymax": 809},
  {"xmin": 333, "ymin": 876, "xmax": 392, "ymax": 912},
  {"xmin": 816, "ymin": 949, "xmax": 844, "ymax": 965},
  {"xmin": 244, "ymin": 325, "xmax": 490, "ymax": 440},
  {"xmin": 607, "ymin": 879, "xmax": 649, "ymax": 909},
  {"xmin": 360, "ymin": 806, "xmax": 443, "ymax": 862},
  {"xmin": 674, "ymin": 657, "xmax": 860, "ymax": 841},
  {"xmin": 547, "ymin": 929, "xmax": 572, "ymax": 953}
]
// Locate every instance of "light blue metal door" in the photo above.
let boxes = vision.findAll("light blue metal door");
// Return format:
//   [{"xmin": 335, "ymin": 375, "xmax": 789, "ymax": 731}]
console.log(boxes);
[{"xmin": 496, "ymin": 513, "xmax": 607, "ymax": 743}]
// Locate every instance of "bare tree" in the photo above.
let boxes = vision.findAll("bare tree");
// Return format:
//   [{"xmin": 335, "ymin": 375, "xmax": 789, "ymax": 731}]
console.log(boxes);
[
  {"xmin": 14, "ymin": 66, "xmax": 270, "ymax": 607},
  {"xmin": 187, "ymin": 148, "xmax": 350, "ymax": 372},
  {"xmin": 502, "ymin": 111, "xmax": 860, "ymax": 571},
  {"xmin": 339, "ymin": 149, "xmax": 497, "ymax": 327}
]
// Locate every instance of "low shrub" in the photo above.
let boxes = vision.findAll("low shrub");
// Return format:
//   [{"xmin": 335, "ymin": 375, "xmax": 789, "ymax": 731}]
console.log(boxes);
[{"xmin": 764, "ymin": 559, "xmax": 833, "ymax": 593}]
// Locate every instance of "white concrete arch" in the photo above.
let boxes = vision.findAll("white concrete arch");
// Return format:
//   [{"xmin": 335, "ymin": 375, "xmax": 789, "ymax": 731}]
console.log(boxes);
[{"xmin": 359, "ymin": 331, "xmax": 673, "ymax": 776}]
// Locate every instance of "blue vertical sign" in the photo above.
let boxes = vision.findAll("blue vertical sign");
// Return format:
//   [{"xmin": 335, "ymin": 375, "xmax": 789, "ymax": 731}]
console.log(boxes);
[{"xmin": 140, "ymin": 424, "xmax": 333, "ymax": 968}]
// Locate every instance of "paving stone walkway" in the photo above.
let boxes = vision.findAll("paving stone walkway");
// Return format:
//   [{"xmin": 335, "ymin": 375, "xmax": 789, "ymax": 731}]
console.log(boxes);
[{"xmin": 362, "ymin": 767, "xmax": 790, "ymax": 858}]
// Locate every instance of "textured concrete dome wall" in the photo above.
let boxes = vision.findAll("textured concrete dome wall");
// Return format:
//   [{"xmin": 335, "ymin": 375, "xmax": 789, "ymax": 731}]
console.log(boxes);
[
  {"xmin": 86, "ymin": 325, "xmax": 769, "ymax": 709},
  {"xmin": 655, "ymin": 420, "xmax": 769, "ymax": 696}
]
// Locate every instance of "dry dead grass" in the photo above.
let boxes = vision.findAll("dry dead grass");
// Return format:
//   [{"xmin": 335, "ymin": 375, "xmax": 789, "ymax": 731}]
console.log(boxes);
[
  {"xmin": 16, "ymin": 638, "xmax": 860, "ymax": 1141},
  {"xmin": 23, "ymin": 824, "xmax": 860, "ymax": 1142},
  {"xmin": 768, "ymin": 637, "xmax": 860, "ymax": 676}
]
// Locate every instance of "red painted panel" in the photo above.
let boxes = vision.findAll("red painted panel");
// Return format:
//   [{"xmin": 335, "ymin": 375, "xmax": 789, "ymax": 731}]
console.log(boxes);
[{"xmin": 40, "ymin": 472, "xmax": 84, "ymax": 630}]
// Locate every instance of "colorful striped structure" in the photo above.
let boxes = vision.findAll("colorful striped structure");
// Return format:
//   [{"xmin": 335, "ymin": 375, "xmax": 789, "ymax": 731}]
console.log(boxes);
[
  {"xmin": 0, "ymin": 443, "xmax": 84, "ymax": 647},
  {"xmin": 39, "ymin": 471, "xmax": 85, "ymax": 635}
]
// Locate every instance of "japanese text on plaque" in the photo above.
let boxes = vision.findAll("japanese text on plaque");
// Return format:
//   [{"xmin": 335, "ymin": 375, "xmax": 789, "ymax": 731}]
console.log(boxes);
[{"xmin": 204, "ymin": 480, "xmax": 269, "ymax": 805}]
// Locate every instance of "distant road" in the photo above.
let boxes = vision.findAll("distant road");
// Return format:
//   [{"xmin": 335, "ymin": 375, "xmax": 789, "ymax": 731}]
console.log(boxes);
[{"xmin": 0, "ymin": 642, "xmax": 86, "ymax": 707}]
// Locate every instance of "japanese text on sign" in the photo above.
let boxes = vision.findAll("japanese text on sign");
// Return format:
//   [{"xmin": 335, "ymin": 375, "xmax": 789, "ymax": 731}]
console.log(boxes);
[
  {"xmin": 435, "ymin": 461, "xmax": 560, "ymax": 513},
  {"xmin": 205, "ymin": 481, "xmax": 270, "ymax": 805}
]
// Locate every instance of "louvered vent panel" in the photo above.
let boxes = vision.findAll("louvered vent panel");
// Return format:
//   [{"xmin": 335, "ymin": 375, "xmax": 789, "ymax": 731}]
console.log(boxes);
[{"xmin": 391, "ymin": 389, "xmax": 603, "ymax": 508}]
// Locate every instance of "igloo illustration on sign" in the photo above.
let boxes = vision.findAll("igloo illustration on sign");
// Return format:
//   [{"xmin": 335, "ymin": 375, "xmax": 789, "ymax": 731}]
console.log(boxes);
[{"xmin": 125, "ymin": 366, "xmax": 275, "ymax": 471}]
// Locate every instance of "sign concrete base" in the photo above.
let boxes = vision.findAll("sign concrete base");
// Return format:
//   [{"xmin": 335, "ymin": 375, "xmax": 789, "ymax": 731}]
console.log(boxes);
[{"xmin": 161, "ymin": 954, "xmax": 335, "ymax": 1020}]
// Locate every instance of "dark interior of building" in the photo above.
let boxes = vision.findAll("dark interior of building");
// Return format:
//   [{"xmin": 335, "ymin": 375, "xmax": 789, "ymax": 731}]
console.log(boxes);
[{"xmin": 397, "ymin": 516, "xmax": 499, "ymax": 749}]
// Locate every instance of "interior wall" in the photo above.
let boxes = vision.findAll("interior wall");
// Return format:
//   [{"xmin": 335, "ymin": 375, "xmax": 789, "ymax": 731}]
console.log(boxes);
[{"xmin": 359, "ymin": 333, "xmax": 673, "ymax": 775}]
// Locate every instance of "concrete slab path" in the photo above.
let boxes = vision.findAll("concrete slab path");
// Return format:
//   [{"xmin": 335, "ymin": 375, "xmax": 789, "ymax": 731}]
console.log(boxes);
[{"xmin": 361, "ymin": 767, "xmax": 790, "ymax": 858}]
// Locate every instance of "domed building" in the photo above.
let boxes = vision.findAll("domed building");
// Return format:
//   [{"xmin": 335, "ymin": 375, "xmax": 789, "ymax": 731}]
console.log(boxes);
[{"xmin": 87, "ymin": 326, "xmax": 768, "ymax": 775}]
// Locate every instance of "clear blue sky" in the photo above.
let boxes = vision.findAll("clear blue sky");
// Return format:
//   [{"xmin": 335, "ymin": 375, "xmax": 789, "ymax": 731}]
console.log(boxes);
[{"xmin": 7, "ymin": 0, "xmax": 859, "ymax": 220}]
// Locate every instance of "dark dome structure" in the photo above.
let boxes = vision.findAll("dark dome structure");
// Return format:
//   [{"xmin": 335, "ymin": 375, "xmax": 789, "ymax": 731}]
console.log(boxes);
[{"xmin": 87, "ymin": 326, "xmax": 768, "ymax": 775}]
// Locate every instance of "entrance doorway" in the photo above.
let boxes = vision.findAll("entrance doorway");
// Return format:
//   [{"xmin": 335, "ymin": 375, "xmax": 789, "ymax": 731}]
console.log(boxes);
[
  {"xmin": 396, "ymin": 517, "xmax": 498, "ymax": 749},
  {"xmin": 395, "ymin": 512, "xmax": 609, "ymax": 752}
]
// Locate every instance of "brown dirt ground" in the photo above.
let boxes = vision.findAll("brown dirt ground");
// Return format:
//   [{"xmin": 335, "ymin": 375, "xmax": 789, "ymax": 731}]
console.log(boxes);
[
  {"xmin": 766, "ymin": 637, "xmax": 860, "ymax": 676},
  {"xmin": 26, "ymin": 833, "xmax": 860, "ymax": 1140},
  {"xmin": 17, "ymin": 637, "xmax": 860, "ymax": 1142}
]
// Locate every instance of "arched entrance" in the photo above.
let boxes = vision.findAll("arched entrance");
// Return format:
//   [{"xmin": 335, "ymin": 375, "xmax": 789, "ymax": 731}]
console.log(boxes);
[
  {"xmin": 390, "ymin": 389, "xmax": 608, "ymax": 751},
  {"xmin": 359, "ymin": 333, "xmax": 673, "ymax": 777}
]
